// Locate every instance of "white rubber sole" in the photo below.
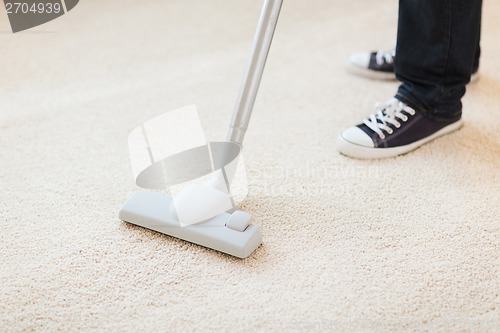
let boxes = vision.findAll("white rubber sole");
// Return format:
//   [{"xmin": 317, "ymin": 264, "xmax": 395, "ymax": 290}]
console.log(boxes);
[
  {"xmin": 337, "ymin": 119, "xmax": 463, "ymax": 159},
  {"xmin": 471, "ymin": 71, "xmax": 480, "ymax": 83},
  {"xmin": 345, "ymin": 62, "xmax": 480, "ymax": 84},
  {"xmin": 345, "ymin": 61, "xmax": 397, "ymax": 81}
]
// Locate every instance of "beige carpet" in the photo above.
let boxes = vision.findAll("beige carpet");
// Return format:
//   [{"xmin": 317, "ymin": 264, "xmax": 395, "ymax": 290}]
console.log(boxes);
[{"xmin": 1, "ymin": 0, "xmax": 499, "ymax": 332}]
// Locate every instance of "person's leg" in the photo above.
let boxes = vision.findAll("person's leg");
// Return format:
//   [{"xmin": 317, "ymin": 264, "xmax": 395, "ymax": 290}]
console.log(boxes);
[
  {"xmin": 346, "ymin": 1, "xmax": 482, "ymax": 83},
  {"xmin": 337, "ymin": 0, "xmax": 483, "ymax": 159},
  {"xmin": 394, "ymin": 0, "xmax": 482, "ymax": 118},
  {"xmin": 473, "ymin": 10, "xmax": 482, "ymax": 73},
  {"xmin": 473, "ymin": 46, "xmax": 481, "ymax": 73}
]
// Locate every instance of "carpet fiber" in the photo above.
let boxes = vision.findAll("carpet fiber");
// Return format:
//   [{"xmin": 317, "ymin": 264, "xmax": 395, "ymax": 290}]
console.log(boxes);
[{"xmin": 1, "ymin": 0, "xmax": 499, "ymax": 332}]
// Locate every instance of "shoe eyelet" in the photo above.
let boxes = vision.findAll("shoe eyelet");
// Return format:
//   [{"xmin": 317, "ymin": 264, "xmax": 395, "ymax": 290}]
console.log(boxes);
[
  {"xmin": 395, "ymin": 123, "xmax": 401, "ymax": 128},
  {"xmin": 379, "ymin": 134, "xmax": 386, "ymax": 140},
  {"xmin": 387, "ymin": 129, "xmax": 394, "ymax": 134},
  {"xmin": 402, "ymin": 116, "xmax": 408, "ymax": 121}
]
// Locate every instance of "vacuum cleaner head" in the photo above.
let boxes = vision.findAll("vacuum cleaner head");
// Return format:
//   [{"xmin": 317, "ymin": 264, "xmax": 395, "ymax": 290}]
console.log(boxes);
[{"xmin": 119, "ymin": 191, "xmax": 262, "ymax": 258}]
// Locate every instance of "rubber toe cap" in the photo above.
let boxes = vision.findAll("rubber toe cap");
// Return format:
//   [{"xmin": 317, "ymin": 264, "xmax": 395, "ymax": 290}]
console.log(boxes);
[
  {"xmin": 341, "ymin": 126, "xmax": 374, "ymax": 147},
  {"xmin": 348, "ymin": 52, "xmax": 371, "ymax": 68}
]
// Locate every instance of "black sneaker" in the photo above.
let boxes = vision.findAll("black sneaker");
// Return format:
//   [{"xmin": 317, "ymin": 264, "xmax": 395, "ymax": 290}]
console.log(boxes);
[
  {"xmin": 346, "ymin": 49, "xmax": 396, "ymax": 80},
  {"xmin": 346, "ymin": 49, "xmax": 480, "ymax": 82},
  {"xmin": 337, "ymin": 98, "xmax": 463, "ymax": 159}
]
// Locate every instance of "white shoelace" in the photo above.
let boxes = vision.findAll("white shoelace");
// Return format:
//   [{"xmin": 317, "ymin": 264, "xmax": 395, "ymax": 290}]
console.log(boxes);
[
  {"xmin": 363, "ymin": 98, "xmax": 416, "ymax": 140},
  {"xmin": 375, "ymin": 49, "xmax": 396, "ymax": 65}
]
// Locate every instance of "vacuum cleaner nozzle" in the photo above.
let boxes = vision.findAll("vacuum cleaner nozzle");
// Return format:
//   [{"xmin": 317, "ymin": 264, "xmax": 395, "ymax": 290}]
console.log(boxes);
[{"xmin": 119, "ymin": 191, "xmax": 262, "ymax": 258}]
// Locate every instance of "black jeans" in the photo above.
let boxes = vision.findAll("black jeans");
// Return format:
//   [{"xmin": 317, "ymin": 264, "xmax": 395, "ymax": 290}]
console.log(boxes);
[{"xmin": 394, "ymin": 0, "xmax": 482, "ymax": 118}]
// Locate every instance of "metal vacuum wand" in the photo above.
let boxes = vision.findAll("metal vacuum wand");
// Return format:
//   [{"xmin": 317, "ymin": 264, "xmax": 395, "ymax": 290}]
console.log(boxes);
[{"xmin": 227, "ymin": 0, "xmax": 284, "ymax": 145}]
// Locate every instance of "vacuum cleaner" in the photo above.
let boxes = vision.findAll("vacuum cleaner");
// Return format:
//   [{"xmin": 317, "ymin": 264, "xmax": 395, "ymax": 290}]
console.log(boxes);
[{"xmin": 119, "ymin": 0, "xmax": 283, "ymax": 258}]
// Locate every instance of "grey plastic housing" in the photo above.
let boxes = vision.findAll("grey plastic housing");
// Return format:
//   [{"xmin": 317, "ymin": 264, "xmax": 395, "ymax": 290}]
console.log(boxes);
[{"xmin": 119, "ymin": 191, "xmax": 262, "ymax": 258}]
